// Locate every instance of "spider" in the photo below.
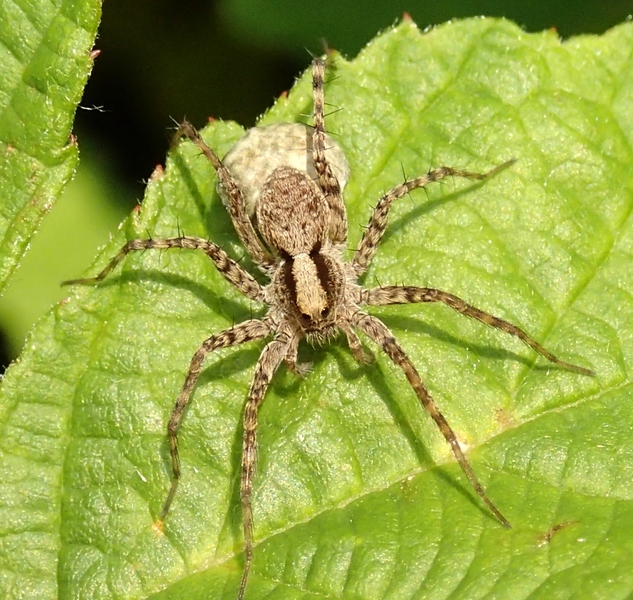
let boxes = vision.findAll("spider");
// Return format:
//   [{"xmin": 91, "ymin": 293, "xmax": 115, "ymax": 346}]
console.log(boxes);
[{"xmin": 64, "ymin": 58, "xmax": 594, "ymax": 599}]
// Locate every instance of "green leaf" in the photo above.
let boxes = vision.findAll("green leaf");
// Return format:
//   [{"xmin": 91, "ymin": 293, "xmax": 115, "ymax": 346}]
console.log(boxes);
[
  {"xmin": 0, "ymin": 0, "xmax": 101, "ymax": 294},
  {"xmin": 1, "ymin": 16, "xmax": 632, "ymax": 599}
]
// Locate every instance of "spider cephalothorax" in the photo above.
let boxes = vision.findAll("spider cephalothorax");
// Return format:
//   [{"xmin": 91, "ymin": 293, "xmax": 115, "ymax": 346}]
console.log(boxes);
[
  {"xmin": 258, "ymin": 165, "xmax": 347, "ymax": 338},
  {"xmin": 65, "ymin": 58, "xmax": 594, "ymax": 599}
]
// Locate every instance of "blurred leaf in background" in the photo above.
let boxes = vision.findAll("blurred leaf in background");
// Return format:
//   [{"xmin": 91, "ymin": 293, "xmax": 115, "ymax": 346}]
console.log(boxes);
[
  {"xmin": 0, "ymin": 0, "xmax": 102, "ymax": 364},
  {"xmin": 0, "ymin": 147, "xmax": 129, "ymax": 359},
  {"xmin": 221, "ymin": 0, "xmax": 633, "ymax": 55}
]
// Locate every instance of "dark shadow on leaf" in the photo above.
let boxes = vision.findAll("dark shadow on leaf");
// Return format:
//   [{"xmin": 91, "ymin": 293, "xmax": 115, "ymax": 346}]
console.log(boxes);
[
  {"xmin": 324, "ymin": 341, "xmax": 370, "ymax": 381},
  {"xmin": 226, "ymin": 401, "xmax": 247, "ymax": 563},
  {"xmin": 364, "ymin": 179, "xmax": 490, "ymax": 252},
  {"xmin": 171, "ymin": 149, "xmax": 216, "ymax": 225},
  {"xmin": 327, "ymin": 342, "xmax": 435, "ymax": 471},
  {"xmin": 157, "ymin": 343, "xmax": 267, "ymax": 563},
  {"xmin": 90, "ymin": 269, "xmax": 264, "ymax": 325},
  {"xmin": 170, "ymin": 150, "xmax": 264, "ymax": 277},
  {"xmin": 223, "ymin": 341, "xmax": 336, "ymax": 554},
  {"xmin": 261, "ymin": 337, "xmax": 503, "ymax": 532},
  {"xmin": 379, "ymin": 312, "xmax": 534, "ymax": 364},
  {"xmin": 158, "ymin": 344, "xmax": 265, "ymax": 473},
  {"xmin": 198, "ymin": 346, "xmax": 265, "ymax": 389},
  {"xmin": 432, "ymin": 466, "xmax": 508, "ymax": 525},
  {"xmin": 376, "ymin": 312, "xmax": 571, "ymax": 372}
]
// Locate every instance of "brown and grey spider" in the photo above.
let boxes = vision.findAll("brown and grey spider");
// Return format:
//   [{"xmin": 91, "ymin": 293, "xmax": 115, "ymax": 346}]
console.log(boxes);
[{"xmin": 65, "ymin": 58, "xmax": 594, "ymax": 598}]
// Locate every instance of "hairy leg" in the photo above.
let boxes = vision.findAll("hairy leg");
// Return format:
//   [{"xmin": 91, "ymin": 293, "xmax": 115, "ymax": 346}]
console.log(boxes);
[
  {"xmin": 362, "ymin": 285, "xmax": 594, "ymax": 376},
  {"xmin": 341, "ymin": 323, "xmax": 372, "ymax": 364},
  {"xmin": 159, "ymin": 318, "xmax": 273, "ymax": 521},
  {"xmin": 351, "ymin": 310, "xmax": 511, "ymax": 527},
  {"xmin": 176, "ymin": 120, "xmax": 275, "ymax": 271},
  {"xmin": 352, "ymin": 160, "xmax": 514, "ymax": 277},
  {"xmin": 239, "ymin": 335, "xmax": 288, "ymax": 600},
  {"xmin": 63, "ymin": 236, "xmax": 265, "ymax": 303},
  {"xmin": 311, "ymin": 58, "xmax": 348, "ymax": 244}
]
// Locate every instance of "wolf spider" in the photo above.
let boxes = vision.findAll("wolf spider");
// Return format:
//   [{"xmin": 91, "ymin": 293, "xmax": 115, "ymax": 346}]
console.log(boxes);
[{"xmin": 65, "ymin": 58, "xmax": 594, "ymax": 598}]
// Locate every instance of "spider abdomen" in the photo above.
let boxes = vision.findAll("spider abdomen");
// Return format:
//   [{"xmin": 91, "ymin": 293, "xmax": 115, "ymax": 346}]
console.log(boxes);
[{"xmin": 257, "ymin": 166, "xmax": 329, "ymax": 255}]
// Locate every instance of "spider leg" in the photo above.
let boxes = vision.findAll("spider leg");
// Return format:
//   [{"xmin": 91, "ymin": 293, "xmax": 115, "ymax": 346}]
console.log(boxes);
[
  {"xmin": 351, "ymin": 310, "xmax": 511, "ymax": 527},
  {"xmin": 283, "ymin": 333, "xmax": 313, "ymax": 376},
  {"xmin": 343, "ymin": 325, "xmax": 373, "ymax": 364},
  {"xmin": 159, "ymin": 318, "xmax": 272, "ymax": 521},
  {"xmin": 363, "ymin": 285, "xmax": 594, "ymax": 376},
  {"xmin": 239, "ymin": 334, "xmax": 288, "ymax": 600},
  {"xmin": 311, "ymin": 58, "xmax": 348, "ymax": 244},
  {"xmin": 62, "ymin": 236, "xmax": 265, "ymax": 302},
  {"xmin": 175, "ymin": 120, "xmax": 276, "ymax": 271},
  {"xmin": 352, "ymin": 160, "xmax": 515, "ymax": 277}
]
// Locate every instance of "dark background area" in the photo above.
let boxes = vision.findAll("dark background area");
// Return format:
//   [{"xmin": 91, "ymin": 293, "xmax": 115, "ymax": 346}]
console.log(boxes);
[
  {"xmin": 0, "ymin": 0, "xmax": 630, "ymax": 368},
  {"xmin": 80, "ymin": 0, "xmax": 633, "ymax": 209}
]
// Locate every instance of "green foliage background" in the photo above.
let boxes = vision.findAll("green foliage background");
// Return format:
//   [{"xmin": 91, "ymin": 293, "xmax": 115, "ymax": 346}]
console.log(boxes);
[{"xmin": 2, "ymin": 2, "xmax": 633, "ymax": 600}]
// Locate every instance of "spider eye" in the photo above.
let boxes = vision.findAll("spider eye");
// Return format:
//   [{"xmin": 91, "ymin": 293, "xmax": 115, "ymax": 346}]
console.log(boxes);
[
  {"xmin": 321, "ymin": 307, "xmax": 329, "ymax": 318},
  {"xmin": 300, "ymin": 312, "xmax": 312, "ymax": 321}
]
